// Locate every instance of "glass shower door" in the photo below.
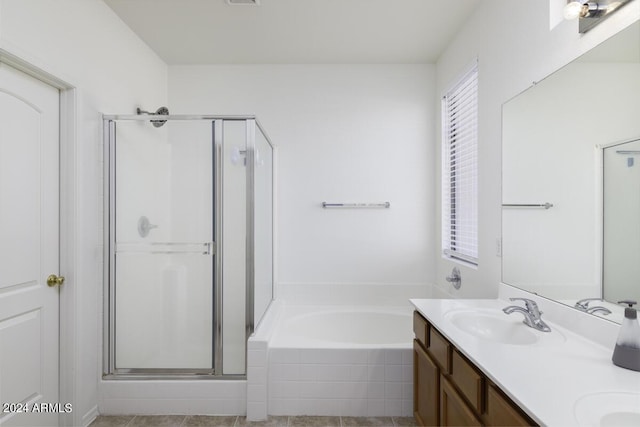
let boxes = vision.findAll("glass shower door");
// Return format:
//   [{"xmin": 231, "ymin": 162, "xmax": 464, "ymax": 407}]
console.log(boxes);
[
  {"xmin": 109, "ymin": 119, "xmax": 215, "ymax": 372},
  {"xmin": 253, "ymin": 123, "xmax": 274, "ymax": 325}
]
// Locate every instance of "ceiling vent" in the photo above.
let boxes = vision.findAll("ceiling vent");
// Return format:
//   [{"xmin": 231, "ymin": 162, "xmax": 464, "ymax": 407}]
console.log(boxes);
[{"xmin": 226, "ymin": 0, "xmax": 260, "ymax": 5}]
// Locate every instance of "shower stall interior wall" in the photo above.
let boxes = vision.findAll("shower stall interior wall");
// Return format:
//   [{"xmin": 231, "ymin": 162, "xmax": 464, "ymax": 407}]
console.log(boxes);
[{"xmin": 102, "ymin": 115, "xmax": 274, "ymax": 378}]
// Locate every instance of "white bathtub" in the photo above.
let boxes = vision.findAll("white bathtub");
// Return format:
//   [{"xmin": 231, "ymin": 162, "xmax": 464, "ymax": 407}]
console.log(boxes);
[
  {"xmin": 270, "ymin": 306, "xmax": 414, "ymax": 347},
  {"xmin": 265, "ymin": 304, "xmax": 414, "ymax": 417}
]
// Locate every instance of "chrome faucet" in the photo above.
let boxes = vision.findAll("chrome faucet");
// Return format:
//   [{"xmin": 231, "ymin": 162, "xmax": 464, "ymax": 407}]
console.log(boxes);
[
  {"xmin": 574, "ymin": 297, "xmax": 602, "ymax": 311},
  {"xmin": 586, "ymin": 306, "xmax": 612, "ymax": 315},
  {"xmin": 445, "ymin": 267, "xmax": 461, "ymax": 290},
  {"xmin": 503, "ymin": 298, "xmax": 551, "ymax": 332}
]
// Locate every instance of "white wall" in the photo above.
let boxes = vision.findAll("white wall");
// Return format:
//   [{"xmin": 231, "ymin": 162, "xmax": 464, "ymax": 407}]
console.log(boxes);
[
  {"xmin": 169, "ymin": 65, "xmax": 436, "ymax": 299},
  {"xmin": 0, "ymin": 1, "xmax": 168, "ymax": 425},
  {"xmin": 434, "ymin": 0, "xmax": 640, "ymax": 298}
]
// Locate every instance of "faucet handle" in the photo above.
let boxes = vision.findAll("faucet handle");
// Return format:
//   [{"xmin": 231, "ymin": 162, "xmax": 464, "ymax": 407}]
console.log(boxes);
[
  {"xmin": 586, "ymin": 306, "xmax": 612, "ymax": 315},
  {"xmin": 575, "ymin": 297, "xmax": 602, "ymax": 311},
  {"xmin": 509, "ymin": 297, "xmax": 541, "ymax": 317}
]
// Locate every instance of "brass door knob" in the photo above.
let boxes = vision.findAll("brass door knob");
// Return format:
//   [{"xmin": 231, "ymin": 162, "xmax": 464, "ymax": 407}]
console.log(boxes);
[{"xmin": 47, "ymin": 274, "xmax": 65, "ymax": 287}]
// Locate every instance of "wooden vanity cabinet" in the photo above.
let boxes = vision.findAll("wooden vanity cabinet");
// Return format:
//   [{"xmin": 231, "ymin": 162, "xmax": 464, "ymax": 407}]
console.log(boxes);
[
  {"xmin": 414, "ymin": 340, "xmax": 439, "ymax": 426},
  {"xmin": 413, "ymin": 311, "xmax": 537, "ymax": 427},
  {"xmin": 484, "ymin": 383, "xmax": 534, "ymax": 427},
  {"xmin": 440, "ymin": 375, "xmax": 482, "ymax": 426},
  {"xmin": 413, "ymin": 311, "xmax": 439, "ymax": 425}
]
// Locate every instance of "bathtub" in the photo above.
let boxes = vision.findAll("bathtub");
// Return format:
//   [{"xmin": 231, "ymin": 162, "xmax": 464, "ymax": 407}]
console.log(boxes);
[
  {"xmin": 265, "ymin": 304, "xmax": 414, "ymax": 417},
  {"xmin": 270, "ymin": 306, "xmax": 414, "ymax": 347}
]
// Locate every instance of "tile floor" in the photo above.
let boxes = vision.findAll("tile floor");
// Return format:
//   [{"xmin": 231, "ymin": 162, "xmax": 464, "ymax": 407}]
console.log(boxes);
[{"xmin": 89, "ymin": 415, "xmax": 418, "ymax": 427}]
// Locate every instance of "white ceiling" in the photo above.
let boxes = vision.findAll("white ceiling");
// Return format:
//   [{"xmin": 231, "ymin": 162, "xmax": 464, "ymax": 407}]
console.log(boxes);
[{"xmin": 104, "ymin": 0, "xmax": 480, "ymax": 64}]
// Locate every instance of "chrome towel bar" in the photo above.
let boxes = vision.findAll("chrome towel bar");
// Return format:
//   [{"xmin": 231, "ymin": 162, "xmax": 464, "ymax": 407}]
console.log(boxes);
[
  {"xmin": 502, "ymin": 203, "xmax": 554, "ymax": 209},
  {"xmin": 322, "ymin": 202, "xmax": 390, "ymax": 209}
]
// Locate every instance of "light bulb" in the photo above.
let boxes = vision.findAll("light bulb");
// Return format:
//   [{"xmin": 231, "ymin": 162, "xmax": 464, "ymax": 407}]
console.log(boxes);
[{"xmin": 564, "ymin": 1, "xmax": 586, "ymax": 19}]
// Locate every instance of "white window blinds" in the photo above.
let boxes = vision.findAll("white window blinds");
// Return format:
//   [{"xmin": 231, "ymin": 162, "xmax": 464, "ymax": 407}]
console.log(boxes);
[{"xmin": 442, "ymin": 64, "xmax": 478, "ymax": 265}]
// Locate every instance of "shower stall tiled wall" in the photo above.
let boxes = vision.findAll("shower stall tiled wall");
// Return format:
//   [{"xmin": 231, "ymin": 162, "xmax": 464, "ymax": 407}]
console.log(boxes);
[{"xmin": 102, "ymin": 115, "xmax": 274, "ymax": 378}]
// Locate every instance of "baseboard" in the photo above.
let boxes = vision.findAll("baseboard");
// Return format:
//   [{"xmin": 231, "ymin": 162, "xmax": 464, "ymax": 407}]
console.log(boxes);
[{"xmin": 82, "ymin": 405, "xmax": 99, "ymax": 427}]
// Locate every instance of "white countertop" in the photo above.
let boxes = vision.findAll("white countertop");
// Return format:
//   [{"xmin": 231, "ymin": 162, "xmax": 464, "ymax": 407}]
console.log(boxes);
[{"xmin": 410, "ymin": 298, "xmax": 640, "ymax": 426}]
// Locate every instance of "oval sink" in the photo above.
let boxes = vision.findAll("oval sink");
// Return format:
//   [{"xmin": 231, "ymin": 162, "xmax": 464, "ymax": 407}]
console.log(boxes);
[
  {"xmin": 574, "ymin": 392, "xmax": 640, "ymax": 426},
  {"xmin": 444, "ymin": 309, "xmax": 565, "ymax": 346}
]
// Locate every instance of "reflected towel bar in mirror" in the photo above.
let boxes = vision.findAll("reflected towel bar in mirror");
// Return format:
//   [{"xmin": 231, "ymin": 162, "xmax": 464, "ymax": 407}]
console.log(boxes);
[{"xmin": 502, "ymin": 203, "xmax": 554, "ymax": 209}]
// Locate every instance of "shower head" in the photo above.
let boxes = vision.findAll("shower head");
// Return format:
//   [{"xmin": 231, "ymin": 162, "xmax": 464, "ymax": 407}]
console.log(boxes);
[
  {"xmin": 150, "ymin": 106, "xmax": 169, "ymax": 128},
  {"xmin": 136, "ymin": 106, "xmax": 169, "ymax": 127}
]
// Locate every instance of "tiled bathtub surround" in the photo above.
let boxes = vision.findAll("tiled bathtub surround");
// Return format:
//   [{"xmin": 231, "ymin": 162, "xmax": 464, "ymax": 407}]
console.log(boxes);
[{"xmin": 268, "ymin": 348, "xmax": 413, "ymax": 417}]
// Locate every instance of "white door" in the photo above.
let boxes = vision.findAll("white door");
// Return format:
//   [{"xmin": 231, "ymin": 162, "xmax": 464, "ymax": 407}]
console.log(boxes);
[{"xmin": 0, "ymin": 63, "xmax": 60, "ymax": 426}]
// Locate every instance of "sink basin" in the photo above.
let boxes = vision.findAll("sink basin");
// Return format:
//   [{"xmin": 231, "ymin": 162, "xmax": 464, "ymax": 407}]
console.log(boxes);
[
  {"xmin": 574, "ymin": 392, "xmax": 640, "ymax": 426},
  {"xmin": 444, "ymin": 309, "xmax": 565, "ymax": 346}
]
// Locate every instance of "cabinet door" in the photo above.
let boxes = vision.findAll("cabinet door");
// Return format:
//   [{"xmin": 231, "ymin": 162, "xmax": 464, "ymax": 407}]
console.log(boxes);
[
  {"xmin": 440, "ymin": 375, "xmax": 482, "ymax": 427},
  {"xmin": 451, "ymin": 349, "xmax": 484, "ymax": 413},
  {"xmin": 414, "ymin": 340, "xmax": 439, "ymax": 426},
  {"xmin": 485, "ymin": 383, "xmax": 536, "ymax": 426}
]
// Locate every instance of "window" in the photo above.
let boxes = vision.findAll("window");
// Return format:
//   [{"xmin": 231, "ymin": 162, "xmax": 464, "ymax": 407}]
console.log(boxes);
[{"xmin": 442, "ymin": 63, "xmax": 478, "ymax": 266}]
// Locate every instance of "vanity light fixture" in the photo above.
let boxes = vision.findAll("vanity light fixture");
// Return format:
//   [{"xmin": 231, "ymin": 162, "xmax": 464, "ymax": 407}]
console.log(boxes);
[
  {"xmin": 564, "ymin": 0, "xmax": 632, "ymax": 33},
  {"xmin": 225, "ymin": 0, "xmax": 261, "ymax": 5},
  {"xmin": 564, "ymin": 1, "xmax": 600, "ymax": 20}
]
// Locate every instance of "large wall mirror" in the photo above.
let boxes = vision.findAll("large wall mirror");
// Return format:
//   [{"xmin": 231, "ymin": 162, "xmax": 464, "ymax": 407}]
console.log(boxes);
[{"xmin": 502, "ymin": 21, "xmax": 640, "ymax": 323}]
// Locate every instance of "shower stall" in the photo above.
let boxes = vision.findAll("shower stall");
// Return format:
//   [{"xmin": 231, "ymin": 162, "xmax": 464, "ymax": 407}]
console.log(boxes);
[{"xmin": 102, "ymin": 113, "xmax": 274, "ymax": 378}]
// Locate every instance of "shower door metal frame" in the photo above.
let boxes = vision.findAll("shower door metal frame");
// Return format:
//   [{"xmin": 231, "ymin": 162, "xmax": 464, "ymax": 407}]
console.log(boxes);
[
  {"xmin": 101, "ymin": 114, "xmax": 274, "ymax": 380},
  {"xmin": 245, "ymin": 120, "xmax": 256, "ymax": 343}
]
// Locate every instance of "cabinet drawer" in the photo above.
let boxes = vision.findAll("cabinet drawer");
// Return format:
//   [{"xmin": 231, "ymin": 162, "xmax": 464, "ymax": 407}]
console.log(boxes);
[
  {"xmin": 485, "ymin": 383, "xmax": 536, "ymax": 426},
  {"xmin": 451, "ymin": 349, "xmax": 484, "ymax": 414},
  {"xmin": 413, "ymin": 311, "xmax": 428, "ymax": 348},
  {"xmin": 428, "ymin": 326, "xmax": 451, "ymax": 373}
]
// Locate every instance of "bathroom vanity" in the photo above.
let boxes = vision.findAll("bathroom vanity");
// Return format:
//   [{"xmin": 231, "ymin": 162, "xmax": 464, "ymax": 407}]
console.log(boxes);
[
  {"xmin": 413, "ymin": 310, "xmax": 534, "ymax": 426},
  {"xmin": 411, "ymin": 297, "xmax": 640, "ymax": 426}
]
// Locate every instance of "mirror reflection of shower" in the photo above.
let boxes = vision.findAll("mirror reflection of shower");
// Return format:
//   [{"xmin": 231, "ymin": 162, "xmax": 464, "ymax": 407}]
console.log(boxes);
[
  {"xmin": 603, "ymin": 138, "xmax": 640, "ymax": 306},
  {"xmin": 136, "ymin": 106, "xmax": 169, "ymax": 127}
]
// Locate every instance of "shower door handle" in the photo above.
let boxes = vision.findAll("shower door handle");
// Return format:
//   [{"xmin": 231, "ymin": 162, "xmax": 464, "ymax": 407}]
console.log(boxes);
[{"xmin": 115, "ymin": 242, "xmax": 216, "ymax": 255}]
